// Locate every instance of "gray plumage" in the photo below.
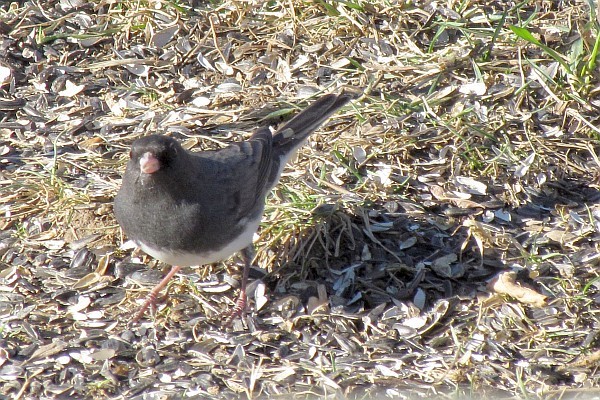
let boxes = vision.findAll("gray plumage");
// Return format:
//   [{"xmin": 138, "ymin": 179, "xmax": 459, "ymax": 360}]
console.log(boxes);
[{"xmin": 114, "ymin": 93, "xmax": 352, "ymax": 264}]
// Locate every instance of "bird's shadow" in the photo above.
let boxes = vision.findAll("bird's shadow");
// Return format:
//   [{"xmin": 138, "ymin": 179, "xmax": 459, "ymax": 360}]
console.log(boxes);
[{"xmin": 250, "ymin": 200, "xmax": 484, "ymax": 320}]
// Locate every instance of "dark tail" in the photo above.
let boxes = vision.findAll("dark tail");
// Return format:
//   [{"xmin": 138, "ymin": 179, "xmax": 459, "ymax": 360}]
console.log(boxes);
[{"xmin": 272, "ymin": 93, "xmax": 353, "ymax": 158}]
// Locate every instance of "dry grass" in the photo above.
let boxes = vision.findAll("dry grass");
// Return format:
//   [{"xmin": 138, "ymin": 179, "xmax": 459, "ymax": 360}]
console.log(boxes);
[{"xmin": 2, "ymin": 0, "xmax": 600, "ymax": 399}]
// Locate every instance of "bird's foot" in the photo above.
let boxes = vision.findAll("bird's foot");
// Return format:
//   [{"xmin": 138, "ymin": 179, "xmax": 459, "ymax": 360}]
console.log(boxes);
[
  {"xmin": 130, "ymin": 292, "xmax": 158, "ymax": 324},
  {"xmin": 224, "ymin": 291, "xmax": 247, "ymax": 325},
  {"xmin": 128, "ymin": 265, "xmax": 181, "ymax": 325}
]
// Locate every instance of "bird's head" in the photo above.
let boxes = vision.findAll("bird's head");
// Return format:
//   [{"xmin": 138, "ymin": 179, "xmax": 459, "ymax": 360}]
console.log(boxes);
[{"xmin": 127, "ymin": 135, "xmax": 185, "ymax": 182}]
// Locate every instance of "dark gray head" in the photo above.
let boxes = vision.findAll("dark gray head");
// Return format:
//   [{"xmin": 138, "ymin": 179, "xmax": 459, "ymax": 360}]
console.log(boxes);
[{"xmin": 127, "ymin": 135, "xmax": 186, "ymax": 180}]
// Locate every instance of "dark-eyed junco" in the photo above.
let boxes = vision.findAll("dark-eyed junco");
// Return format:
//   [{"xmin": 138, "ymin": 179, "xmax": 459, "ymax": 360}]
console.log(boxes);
[{"xmin": 114, "ymin": 93, "xmax": 353, "ymax": 323}]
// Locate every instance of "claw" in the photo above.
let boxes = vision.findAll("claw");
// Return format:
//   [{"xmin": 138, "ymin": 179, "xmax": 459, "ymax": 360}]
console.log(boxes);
[
  {"xmin": 129, "ymin": 265, "xmax": 181, "ymax": 324},
  {"xmin": 224, "ymin": 291, "xmax": 247, "ymax": 325}
]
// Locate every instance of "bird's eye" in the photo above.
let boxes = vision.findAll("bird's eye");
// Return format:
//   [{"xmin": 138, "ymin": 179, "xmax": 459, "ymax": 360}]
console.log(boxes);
[{"xmin": 168, "ymin": 144, "xmax": 178, "ymax": 159}]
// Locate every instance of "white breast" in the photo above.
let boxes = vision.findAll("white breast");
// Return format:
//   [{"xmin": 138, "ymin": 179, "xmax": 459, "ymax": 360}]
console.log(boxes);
[{"xmin": 137, "ymin": 216, "xmax": 261, "ymax": 266}]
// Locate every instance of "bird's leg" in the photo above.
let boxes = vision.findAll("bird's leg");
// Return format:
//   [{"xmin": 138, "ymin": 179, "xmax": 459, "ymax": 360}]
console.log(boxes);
[
  {"xmin": 131, "ymin": 265, "xmax": 182, "ymax": 323},
  {"xmin": 225, "ymin": 245, "xmax": 254, "ymax": 323}
]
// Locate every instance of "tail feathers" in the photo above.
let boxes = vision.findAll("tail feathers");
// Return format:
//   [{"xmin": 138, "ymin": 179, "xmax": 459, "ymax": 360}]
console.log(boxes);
[
  {"xmin": 265, "ymin": 92, "xmax": 353, "ymax": 190},
  {"xmin": 272, "ymin": 93, "xmax": 353, "ymax": 158}
]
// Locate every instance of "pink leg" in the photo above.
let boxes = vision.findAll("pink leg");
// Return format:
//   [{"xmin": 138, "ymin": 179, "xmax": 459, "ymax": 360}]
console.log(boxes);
[
  {"xmin": 225, "ymin": 246, "xmax": 254, "ymax": 324},
  {"xmin": 131, "ymin": 265, "xmax": 182, "ymax": 323}
]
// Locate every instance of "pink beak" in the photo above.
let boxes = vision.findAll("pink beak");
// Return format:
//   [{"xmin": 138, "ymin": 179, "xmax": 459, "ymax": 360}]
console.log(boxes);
[{"xmin": 139, "ymin": 152, "xmax": 160, "ymax": 174}]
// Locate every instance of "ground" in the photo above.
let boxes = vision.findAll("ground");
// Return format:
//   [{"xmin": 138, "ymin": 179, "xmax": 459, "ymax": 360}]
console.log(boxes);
[{"xmin": 1, "ymin": 0, "xmax": 600, "ymax": 399}]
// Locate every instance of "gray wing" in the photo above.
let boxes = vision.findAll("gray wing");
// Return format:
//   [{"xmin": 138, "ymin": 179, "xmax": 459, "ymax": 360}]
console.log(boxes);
[{"xmin": 191, "ymin": 127, "xmax": 274, "ymax": 220}]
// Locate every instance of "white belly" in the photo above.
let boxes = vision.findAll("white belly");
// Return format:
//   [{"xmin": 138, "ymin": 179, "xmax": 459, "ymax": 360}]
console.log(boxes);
[{"xmin": 137, "ymin": 216, "xmax": 260, "ymax": 266}]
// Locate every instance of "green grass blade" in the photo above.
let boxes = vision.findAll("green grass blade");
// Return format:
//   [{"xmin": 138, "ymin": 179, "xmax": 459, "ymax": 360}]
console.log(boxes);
[{"xmin": 509, "ymin": 25, "xmax": 574, "ymax": 76}]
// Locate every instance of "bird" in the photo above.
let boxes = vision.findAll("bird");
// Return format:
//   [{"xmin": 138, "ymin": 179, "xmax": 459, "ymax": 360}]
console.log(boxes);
[{"xmin": 114, "ymin": 92, "xmax": 353, "ymax": 323}]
